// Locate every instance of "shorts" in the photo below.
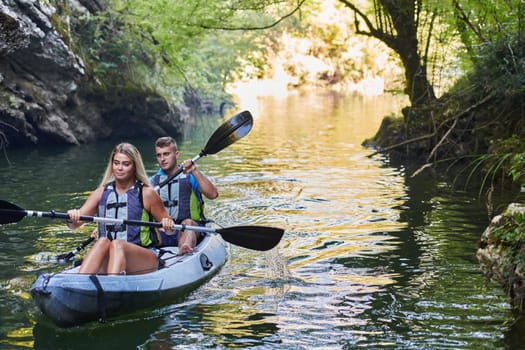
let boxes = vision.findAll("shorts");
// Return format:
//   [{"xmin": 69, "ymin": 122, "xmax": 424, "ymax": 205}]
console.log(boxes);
[
  {"xmin": 158, "ymin": 229, "xmax": 206, "ymax": 247},
  {"xmin": 148, "ymin": 247, "xmax": 160, "ymax": 257}
]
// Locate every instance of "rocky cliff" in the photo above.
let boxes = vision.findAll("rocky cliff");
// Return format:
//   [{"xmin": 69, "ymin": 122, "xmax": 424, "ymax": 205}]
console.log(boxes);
[{"xmin": 0, "ymin": 0, "xmax": 185, "ymax": 148}]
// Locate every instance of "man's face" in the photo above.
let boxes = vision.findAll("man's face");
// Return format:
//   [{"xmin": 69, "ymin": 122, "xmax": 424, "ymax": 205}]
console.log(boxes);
[{"xmin": 155, "ymin": 145, "xmax": 179, "ymax": 173}]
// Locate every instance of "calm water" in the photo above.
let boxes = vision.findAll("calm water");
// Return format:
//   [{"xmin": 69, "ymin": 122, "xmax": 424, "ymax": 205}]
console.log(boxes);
[{"xmin": 0, "ymin": 91, "xmax": 522, "ymax": 349}]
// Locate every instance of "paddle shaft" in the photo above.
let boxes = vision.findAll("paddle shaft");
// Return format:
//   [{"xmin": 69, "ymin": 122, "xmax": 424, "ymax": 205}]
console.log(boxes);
[
  {"xmin": 155, "ymin": 110, "xmax": 253, "ymax": 190},
  {"xmin": 0, "ymin": 202, "xmax": 284, "ymax": 251},
  {"xmin": 21, "ymin": 208, "xmax": 282, "ymax": 251},
  {"xmin": 8, "ymin": 208, "xmax": 221, "ymax": 233},
  {"xmin": 155, "ymin": 153, "xmax": 201, "ymax": 190}
]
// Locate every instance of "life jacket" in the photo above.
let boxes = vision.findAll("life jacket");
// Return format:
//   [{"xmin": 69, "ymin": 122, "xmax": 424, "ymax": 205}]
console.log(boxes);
[
  {"xmin": 150, "ymin": 170, "xmax": 206, "ymax": 223},
  {"xmin": 97, "ymin": 181, "xmax": 155, "ymax": 247}
]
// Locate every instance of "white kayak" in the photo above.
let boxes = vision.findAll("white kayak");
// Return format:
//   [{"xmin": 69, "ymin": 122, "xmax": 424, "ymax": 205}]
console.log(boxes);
[{"xmin": 30, "ymin": 233, "xmax": 228, "ymax": 327}]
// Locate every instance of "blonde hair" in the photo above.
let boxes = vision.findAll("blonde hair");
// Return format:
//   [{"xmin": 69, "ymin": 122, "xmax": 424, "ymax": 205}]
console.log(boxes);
[{"xmin": 99, "ymin": 143, "xmax": 150, "ymax": 187}]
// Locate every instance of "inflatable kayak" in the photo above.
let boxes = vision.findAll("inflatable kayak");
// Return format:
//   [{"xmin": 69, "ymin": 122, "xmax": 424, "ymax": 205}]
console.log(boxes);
[{"xmin": 30, "ymin": 233, "xmax": 228, "ymax": 327}]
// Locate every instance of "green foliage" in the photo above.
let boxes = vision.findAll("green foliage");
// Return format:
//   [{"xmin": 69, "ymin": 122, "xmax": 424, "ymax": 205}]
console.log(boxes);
[
  {"xmin": 68, "ymin": 0, "xmax": 299, "ymax": 106},
  {"xmin": 454, "ymin": 0, "xmax": 524, "ymax": 45},
  {"xmin": 454, "ymin": 153, "xmax": 514, "ymax": 196},
  {"xmin": 470, "ymin": 38, "xmax": 525, "ymax": 98},
  {"xmin": 490, "ymin": 137, "xmax": 525, "ymax": 189},
  {"xmin": 448, "ymin": 137, "xmax": 524, "ymax": 198},
  {"xmin": 409, "ymin": 2, "xmax": 525, "ymax": 190},
  {"xmin": 452, "ymin": 0, "xmax": 525, "ymax": 73},
  {"xmin": 510, "ymin": 152, "xmax": 525, "ymax": 187},
  {"xmin": 71, "ymin": 7, "xmax": 157, "ymax": 91},
  {"xmin": 63, "ymin": 0, "xmax": 525, "ymax": 122}
]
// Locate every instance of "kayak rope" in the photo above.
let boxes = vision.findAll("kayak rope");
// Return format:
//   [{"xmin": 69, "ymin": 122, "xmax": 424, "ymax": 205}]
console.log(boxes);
[
  {"xmin": 89, "ymin": 274, "xmax": 107, "ymax": 323},
  {"xmin": 158, "ymin": 248, "xmax": 186, "ymax": 268}
]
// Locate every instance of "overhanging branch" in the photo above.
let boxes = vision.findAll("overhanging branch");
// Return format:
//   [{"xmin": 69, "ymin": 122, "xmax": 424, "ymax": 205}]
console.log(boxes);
[{"xmin": 200, "ymin": 0, "xmax": 307, "ymax": 31}]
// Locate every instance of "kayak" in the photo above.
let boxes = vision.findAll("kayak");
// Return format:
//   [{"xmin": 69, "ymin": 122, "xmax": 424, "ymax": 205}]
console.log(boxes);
[{"xmin": 30, "ymin": 233, "xmax": 228, "ymax": 327}]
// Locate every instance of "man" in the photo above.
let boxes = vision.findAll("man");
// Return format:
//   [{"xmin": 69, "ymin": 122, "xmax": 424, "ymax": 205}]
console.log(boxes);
[{"xmin": 150, "ymin": 136, "xmax": 218, "ymax": 254}]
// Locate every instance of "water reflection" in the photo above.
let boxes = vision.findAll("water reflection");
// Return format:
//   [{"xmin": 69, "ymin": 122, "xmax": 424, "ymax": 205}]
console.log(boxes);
[{"xmin": 32, "ymin": 316, "xmax": 166, "ymax": 350}]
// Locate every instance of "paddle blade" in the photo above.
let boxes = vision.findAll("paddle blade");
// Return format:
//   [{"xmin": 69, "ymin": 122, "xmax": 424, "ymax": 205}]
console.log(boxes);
[
  {"xmin": 202, "ymin": 110, "xmax": 253, "ymax": 155},
  {"xmin": 54, "ymin": 237, "xmax": 95, "ymax": 261},
  {"xmin": 217, "ymin": 225, "xmax": 285, "ymax": 251},
  {"xmin": 0, "ymin": 200, "xmax": 26, "ymax": 224}
]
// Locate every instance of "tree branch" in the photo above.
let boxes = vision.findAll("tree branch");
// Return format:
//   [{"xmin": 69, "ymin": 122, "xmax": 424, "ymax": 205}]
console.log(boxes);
[
  {"xmin": 426, "ymin": 116, "xmax": 458, "ymax": 162},
  {"xmin": 453, "ymin": 0, "xmax": 488, "ymax": 43},
  {"xmin": 367, "ymin": 132, "xmax": 435, "ymax": 158},
  {"xmin": 426, "ymin": 92, "xmax": 494, "ymax": 162},
  {"xmin": 339, "ymin": 0, "xmax": 378, "ymax": 34},
  {"xmin": 199, "ymin": 0, "xmax": 307, "ymax": 31},
  {"xmin": 338, "ymin": 0, "xmax": 401, "ymax": 52}
]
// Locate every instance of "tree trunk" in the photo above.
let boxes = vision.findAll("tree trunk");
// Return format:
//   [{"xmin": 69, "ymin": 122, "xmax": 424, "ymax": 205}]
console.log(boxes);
[
  {"xmin": 395, "ymin": 40, "xmax": 436, "ymax": 106},
  {"xmin": 380, "ymin": 0, "xmax": 436, "ymax": 106}
]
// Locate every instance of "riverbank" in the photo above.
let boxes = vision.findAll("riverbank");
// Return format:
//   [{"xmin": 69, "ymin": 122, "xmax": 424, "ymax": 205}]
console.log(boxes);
[{"xmin": 360, "ymin": 34, "xmax": 525, "ymax": 310}]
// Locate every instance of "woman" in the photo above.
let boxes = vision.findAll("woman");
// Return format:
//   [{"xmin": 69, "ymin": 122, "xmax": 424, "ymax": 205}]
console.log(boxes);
[{"xmin": 67, "ymin": 142, "xmax": 174, "ymax": 275}]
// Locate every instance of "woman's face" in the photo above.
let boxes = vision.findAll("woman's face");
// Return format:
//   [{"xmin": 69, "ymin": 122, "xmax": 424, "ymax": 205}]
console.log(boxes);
[{"xmin": 112, "ymin": 152, "xmax": 135, "ymax": 182}]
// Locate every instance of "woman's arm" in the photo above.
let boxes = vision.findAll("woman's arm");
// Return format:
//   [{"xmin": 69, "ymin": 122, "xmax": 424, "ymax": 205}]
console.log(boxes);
[
  {"xmin": 142, "ymin": 187, "xmax": 174, "ymax": 232},
  {"xmin": 66, "ymin": 187, "xmax": 103, "ymax": 229}
]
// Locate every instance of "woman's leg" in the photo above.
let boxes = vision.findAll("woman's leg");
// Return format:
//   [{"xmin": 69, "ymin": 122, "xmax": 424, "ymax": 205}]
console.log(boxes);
[
  {"xmin": 107, "ymin": 240, "xmax": 158, "ymax": 275},
  {"xmin": 79, "ymin": 237, "xmax": 111, "ymax": 274}
]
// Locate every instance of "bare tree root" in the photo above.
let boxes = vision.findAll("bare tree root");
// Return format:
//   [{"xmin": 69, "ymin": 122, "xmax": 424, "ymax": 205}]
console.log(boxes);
[
  {"xmin": 0, "ymin": 119, "xmax": 17, "ymax": 164},
  {"xmin": 426, "ymin": 93, "xmax": 494, "ymax": 162}
]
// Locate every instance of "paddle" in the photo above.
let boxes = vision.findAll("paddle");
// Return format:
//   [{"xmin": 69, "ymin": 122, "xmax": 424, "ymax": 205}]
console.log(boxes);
[
  {"xmin": 54, "ymin": 236, "xmax": 95, "ymax": 262},
  {"xmin": 36, "ymin": 236, "xmax": 95, "ymax": 263},
  {"xmin": 156, "ymin": 110, "xmax": 253, "ymax": 189},
  {"xmin": 0, "ymin": 200, "xmax": 284, "ymax": 251}
]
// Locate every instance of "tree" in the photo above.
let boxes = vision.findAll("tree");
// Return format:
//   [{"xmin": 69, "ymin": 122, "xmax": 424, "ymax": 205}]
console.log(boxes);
[
  {"xmin": 338, "ymin": 0, "xmax": 437, "ymax": 106},
  {"xmin": 93, "ymin": 0, "xmax": 305, "ymax": 106}
]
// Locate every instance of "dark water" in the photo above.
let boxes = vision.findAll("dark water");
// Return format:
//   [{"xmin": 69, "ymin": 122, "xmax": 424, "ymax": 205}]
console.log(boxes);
[{"xmin": 0, "ymin": 91, "xmax": 522, "ymax": 349}]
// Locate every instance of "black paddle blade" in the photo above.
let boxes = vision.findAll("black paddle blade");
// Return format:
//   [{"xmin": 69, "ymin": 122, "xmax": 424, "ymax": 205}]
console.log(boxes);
[
  {"xmin": 202, "ymin": 110, "xmax": 253, "ymax": 155},
  {"xmin": 0, "ymin": 200, "xmax": 26, "ymax": 224},
  {"xmin": 217, "ymin": 225, "xmax": 285, "ymax": 251}
]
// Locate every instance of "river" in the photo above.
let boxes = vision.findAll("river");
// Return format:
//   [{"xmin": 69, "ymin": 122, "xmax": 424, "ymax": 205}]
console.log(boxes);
[{"xmin": 0, "ymin": 90, "xmax": 522, "ymax": 349}]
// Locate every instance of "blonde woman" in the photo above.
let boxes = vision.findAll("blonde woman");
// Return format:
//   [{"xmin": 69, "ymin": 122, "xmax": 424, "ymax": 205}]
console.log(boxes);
[{"xmin": 67, "ymin": 143, "xmax": 174, "ymax": 275}]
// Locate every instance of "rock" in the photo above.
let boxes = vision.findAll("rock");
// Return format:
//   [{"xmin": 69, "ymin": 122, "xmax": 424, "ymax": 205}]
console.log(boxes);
[
  {"xmin": 477, "ymin": 203, "xmax": 525, "ymax": 307},
  {"xmin": 0, "ymin": 0, "xmax": 184, "ymax": 148},
  {"xmin": 0, "ymin": 3, "xmax": 30, "ymax": 55}
]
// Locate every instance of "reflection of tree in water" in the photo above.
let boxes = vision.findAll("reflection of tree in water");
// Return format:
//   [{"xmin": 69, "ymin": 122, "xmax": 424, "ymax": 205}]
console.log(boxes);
[
  {"xmin": 345, "ymin": 164, "xmax": 510, "ymax": 348},
  {"xmin": 178, "ymin": 303, "xmax": 280, "ymax": 348},
  {"xmin": 33, "ymin": 315, "xmax": 165, "ymax": 350}
]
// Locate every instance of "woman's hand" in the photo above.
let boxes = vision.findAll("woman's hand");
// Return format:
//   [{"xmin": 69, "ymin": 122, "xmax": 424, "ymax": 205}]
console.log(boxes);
[
  {"xmin": 66, "ymin": 209, "xmax": 82, "ymax": 229},
  {"xmin": 161, "ymin": 217, "xmax": 174, "ymax": 233},
  {"xmin": 67, "ymin": 209, "xmax": 81, "ymax": 222}
]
